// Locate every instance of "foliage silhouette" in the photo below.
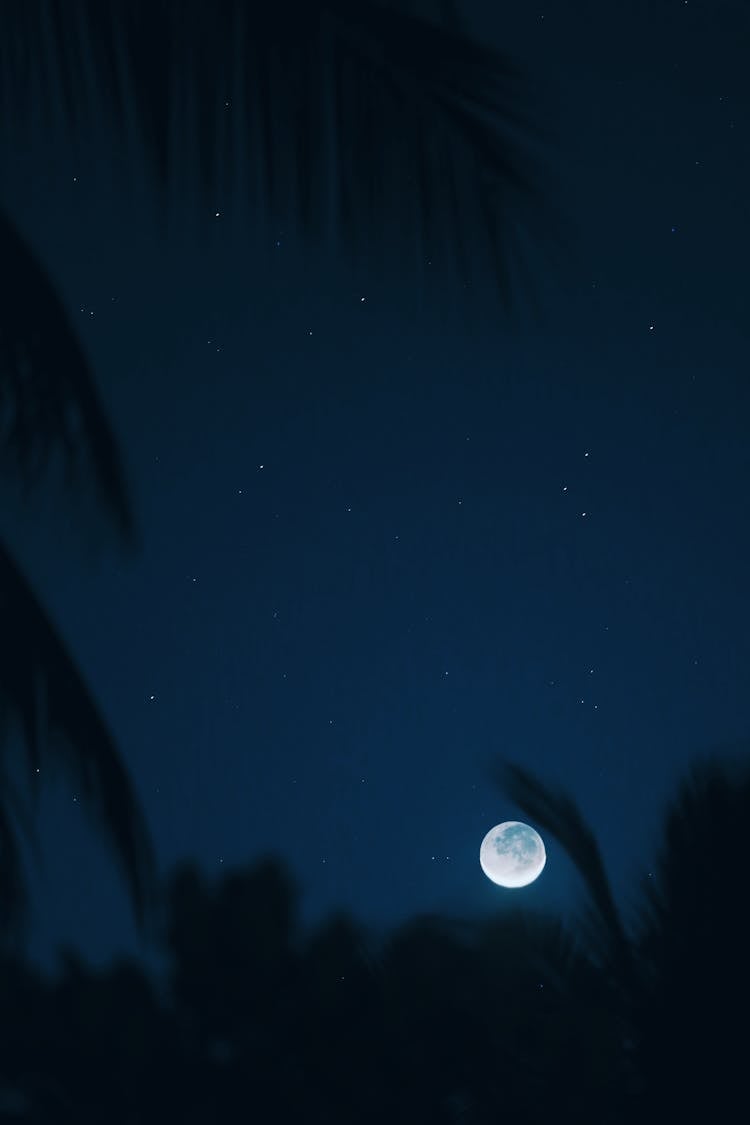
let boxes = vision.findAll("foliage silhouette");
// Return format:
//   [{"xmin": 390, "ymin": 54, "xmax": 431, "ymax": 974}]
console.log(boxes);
[
  {"xmin": 492, "ymin": 753, "xmax": 750, "ymax": 1120},
  {"xmin": 629, "ymin": 755, "xmax": 750, "ymax": 1117},
  {"xmin": 3, "ymin": 754, "xmax": 746, "ymax": 1120},
  {"xmin": 0, "ymin": 0, "xmax": 559, "ymax": 949},
  {"xmin": 0, "ymin": 209, "xmax": 155, "ymax": 944},
  {"xmin": 492, "ymin": 760, "xmax": 634, "ymax": 986},
  {"xmin": 0, "ymin": 209, "xmax": 134, "ymax": 532},
  {"xmin": 0, "ymin": 0, "xmax": 559, "ymax": 305}
]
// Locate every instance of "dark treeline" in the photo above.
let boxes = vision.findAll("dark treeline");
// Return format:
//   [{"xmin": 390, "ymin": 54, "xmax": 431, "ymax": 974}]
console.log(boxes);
[{"xmin": 1, "ymin": 754, "xmax": 747, "ymax": 1123}]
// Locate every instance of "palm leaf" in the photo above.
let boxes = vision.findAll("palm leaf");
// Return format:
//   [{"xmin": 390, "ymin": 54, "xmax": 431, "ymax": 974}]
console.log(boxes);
[
  {"xmin": 0, "ymin": 0, "xmax": 560, "ymax": 305},
  {"xmin": 0, "ymin": 202, "xmax": 150, "ymax": 935},
  {"xmin": 0, "ymin": 539, "xmax": 156, "ymax": 929},
  {"xmin": 0, "ymin": 798, "xmax": 30, "ymax": 949},
  {"xmin": 489, "ymin": 760, "xmax": 634, "ymax": 984},
  {"xmin": 0, "ymin": 207, "xmax": 134, "ymax": 539},
  {"xmin": 0, "ymin": 762, "xmax": 48, "ymax": 948}
]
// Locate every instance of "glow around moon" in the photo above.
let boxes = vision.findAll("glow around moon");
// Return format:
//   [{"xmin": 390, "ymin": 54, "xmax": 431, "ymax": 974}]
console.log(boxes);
[{"xmin": 480, "ymin": 821, "xmax": 546, "ymax": 888}]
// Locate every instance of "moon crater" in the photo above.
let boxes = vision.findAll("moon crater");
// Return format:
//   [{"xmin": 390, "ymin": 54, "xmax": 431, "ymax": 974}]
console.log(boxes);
[{"xmin": 480, "ymin": 821, "xmax": 546, "ymax": 888}]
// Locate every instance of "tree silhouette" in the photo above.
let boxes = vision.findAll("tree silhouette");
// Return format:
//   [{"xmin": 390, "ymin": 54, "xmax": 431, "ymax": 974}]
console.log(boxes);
[
  {"xmin": 492, "ymin": 752, "xmax": 750, "ymax": 1121},
  {"xmin": 2, "ymin": 754, "xmax": 747, "ymax": 1119},
  {"xmin": 0, "ymin": 1, "xmax": 559, "ymax": 947},
  {"xmin": 629, "ymin": 755, "xmax": 750, "ymax": 1118}
]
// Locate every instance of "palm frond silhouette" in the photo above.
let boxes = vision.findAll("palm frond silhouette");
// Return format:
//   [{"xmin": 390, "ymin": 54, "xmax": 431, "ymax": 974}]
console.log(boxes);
[
  {"xmin": 0, "ymin": 760, "xmax": 45, "ymax": 950},
  {"xmin": 0, "ymin": 541, "xmax": 156, "ymax": 931},
  {"xmin": 0, "ymin": 209, "xmax": 134, "ymax": 533},
  {"xmin": 491, "ymin": 760, "xmax": 633, "ymax": 982},
  {"xmin": 0, "ymin": 0, "xmax": 559, "ymax": 303},
  {"xmin": 0, "ymin": 208, "xmax": 152, "ymax": 940},
  {"xmin": 492, "ymin": 754, "xmax": 750, "ymax": 1118},
  {"xmin": 0, "ymin": 795, "xmax": 29, "ymax": 951},
  {"xmin": 1, "ymin": 0, "xmax": 559, "ymax": 945}
]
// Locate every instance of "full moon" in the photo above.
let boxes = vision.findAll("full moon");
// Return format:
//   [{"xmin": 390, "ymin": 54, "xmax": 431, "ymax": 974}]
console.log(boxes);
[{"xmin": 479, "ymin": 821, "xmax": 546, "ymax": 888}]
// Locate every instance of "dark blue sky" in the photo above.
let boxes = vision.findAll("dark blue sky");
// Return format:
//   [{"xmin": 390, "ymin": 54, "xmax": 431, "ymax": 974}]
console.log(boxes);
[{"xmin": 2, "ymin": 0, "xmax": 749, "ymax": 972}]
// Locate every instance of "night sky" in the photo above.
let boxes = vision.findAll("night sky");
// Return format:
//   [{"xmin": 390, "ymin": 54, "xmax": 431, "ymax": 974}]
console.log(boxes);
[{"xmin": 2, "ymin": 0, "xmax": 749, "ymax": 974}]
